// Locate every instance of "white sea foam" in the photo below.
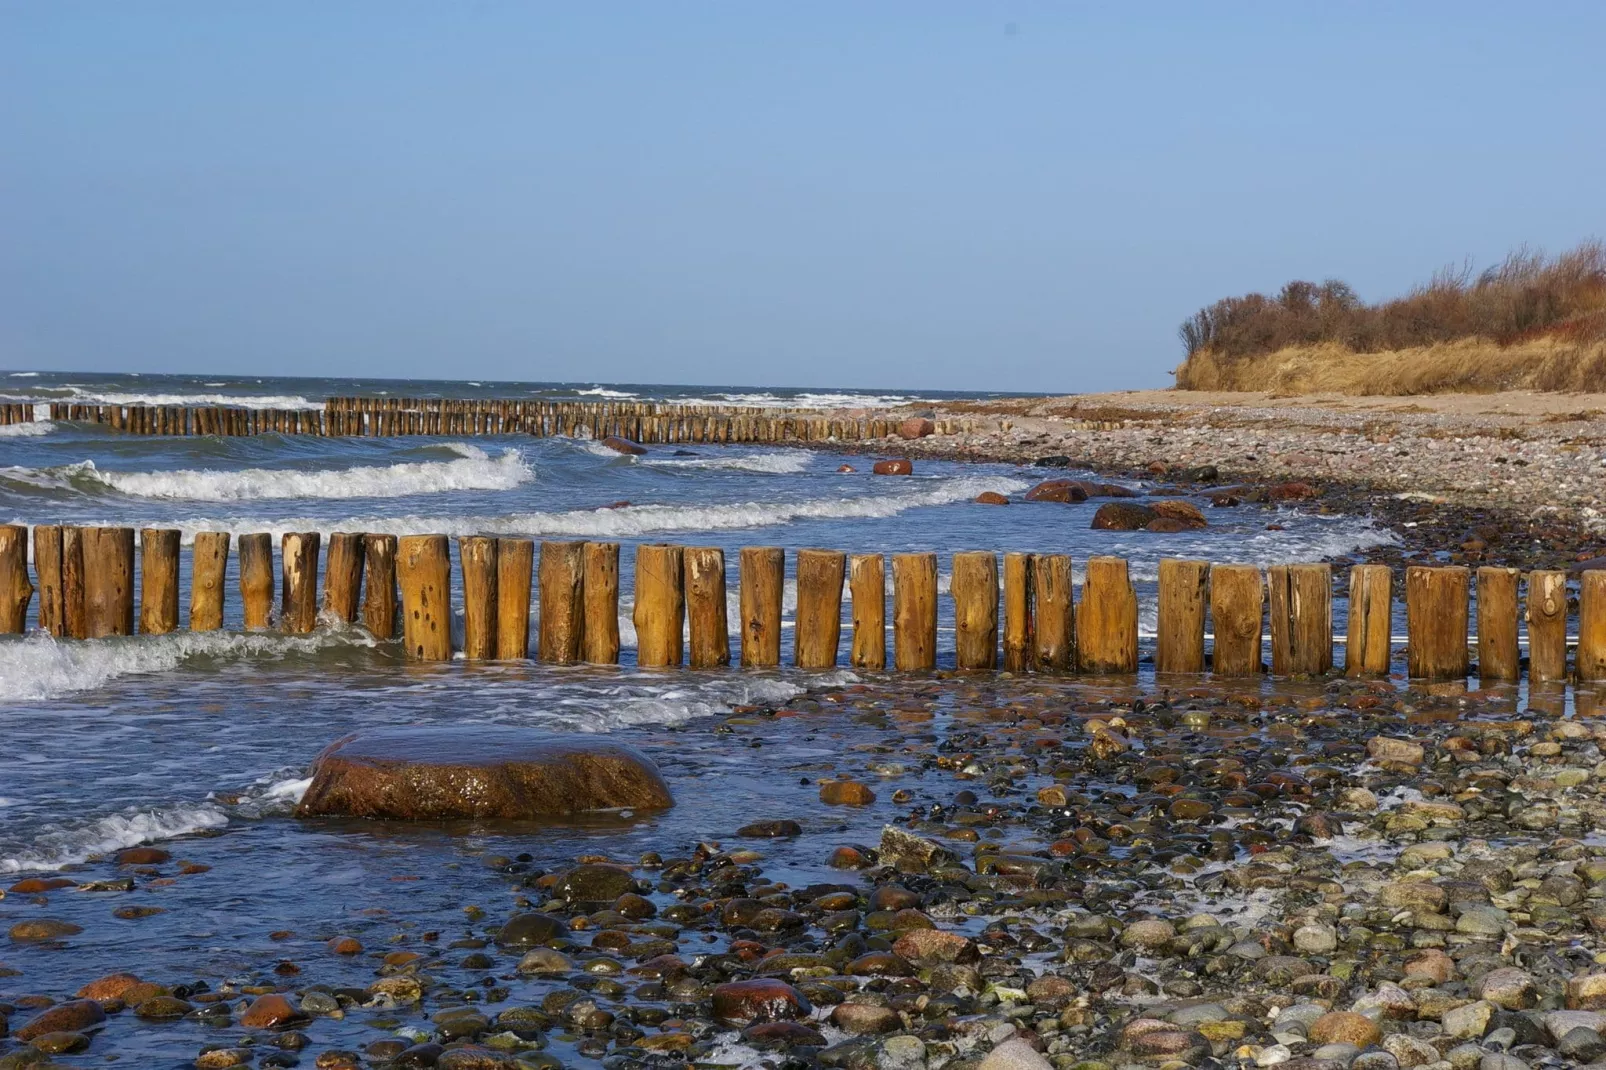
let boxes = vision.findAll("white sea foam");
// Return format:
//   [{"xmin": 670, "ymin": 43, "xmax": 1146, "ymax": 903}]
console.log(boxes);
[
  {"xmin": 0, "ymin": 804, "xmax": 230, "ymax": 873},
  {"xmin": 0, "ymin": 628, "xmax": 380, "ymax": 704},
  {"xmin": 141, "ymin": 474, "xmax": 1032, "ymax": 544},
  {"xmin": 51, "ymin": 389, "xmax": 320, "ymax": 410},
  {"xmin": 72, "ymin": 444, "xmax": 532, "ymax": 501},
  {"xmin": 691, "ymin": 390, "xmax": 934, "ymax": 409},
  {"xmin": 576, "ymin": 386, "xmax": 638, "ymax": 399},
  {"xmin": 640, "ymin": 449, "xmax": 812, "ymax": 474},
  {"xmin": 8, "ymin": 371, "xmax": 41, "ymax": 378},
  {"xmin": 0, "ymin": 419, "xmax": 54, "ymax": 437}
]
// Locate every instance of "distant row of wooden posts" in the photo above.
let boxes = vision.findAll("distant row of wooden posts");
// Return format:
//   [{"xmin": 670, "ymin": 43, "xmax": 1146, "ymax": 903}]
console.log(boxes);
[
  {"xmin": 0, "ymin": 399, "xmax": 978, "ymax": 443},
  {"xmin": 2, "ymin": 524, "xmax": 1603, "ymax": 682}
]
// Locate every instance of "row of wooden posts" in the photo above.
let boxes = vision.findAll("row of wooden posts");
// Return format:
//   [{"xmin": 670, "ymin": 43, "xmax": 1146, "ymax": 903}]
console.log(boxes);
[
  {"xmin": 25, "ymin": 399, "xmax": 970, "ymax": 443},
  {"xmin": 2, "ymin": 525, "xmax": 1604, "ymax": 681}
]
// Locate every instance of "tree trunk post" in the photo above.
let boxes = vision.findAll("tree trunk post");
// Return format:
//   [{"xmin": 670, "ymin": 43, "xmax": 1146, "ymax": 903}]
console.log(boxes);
[
  {"xmin": 32, "ymin": 525, "xmax": 64, "ymax": 636},
  {"xmin": 848, "ymin": 552, "xmax": 885, "ymax": 670},
  {"xmin": 1032, "ymin": 553, "xmax": 1075, "ymax": 672},
  {"xmin": 795, "ymin": 548, "xmax": 846, "ymax": 669},
  {"xmin": 1346, "ymin": 564, "xmax": 1393, "ymax": 676},
  {"xmin": 582, "ymin": 541, "xmax": 621, "ymax": 664},
  {"xmin": 83, "ymin": 526, "xmax": 135, "ymax": 637},
  {"xmin": 1475, "ymin": 566, "xmax": 1520, "ymax": 682},
  {"xmin": 634, "ymin": 543, "xmax": 684, "ymax": 668},
  {"xmin": 322, "ymin": 532, "xmax": 365, "ymax": 624},
  {"xmin": 1002, "ymin": 551, "xmax": 1033, "ymax": 672},
  {"xmin": 538, "ymin": 540, "xmax": 586, "ymax": 664},
  {"xmin": 190, "ymin": 531, "xmax": 230, "ymax": 632},
  {"xmin": 458, "ymin": 535, "xmax": 499, "ymax": 659},
  {"xmin": 1578, "ymin": 570, "xmax": 1606, "ymax": 683},
  {"xmin": 891, "ymin": 551, "xmax": 938, "ymax": 671},
  {"xmin": 1156, "ymin": 558, "xmax": 1209, "ymax": 674},
  {"xmin": 1526, "ymin": 570, "xmax": 1569, "ymax": 683},
  {"xmin": 685, "ymin": 546, "xmax": 731, "ymax": 668},
  {"xmin": 951, "ymin": 550, "xmax": 999, "ymax": 671},
  {"xmin": 1405, "ymin": 565, "xmax": 1470, "ymax": 680},
  {"xmin": 280, "ymin": 532, "xmax": 322, "ymax": 634},
  {"xmin": 397, "ymin": 534, "xmax": 453, "ymax": 660},
  {"xmin": 1077, "ymin": 556, "xmax": 1138, "ymax": 674},
  {"xmin": 138, "ymin": 528, "xmax": 181, "ymax": 634},
  {"xmin": 1268, "ymin": 563, "xmax": 1332, "ymax": 675},
  {"xmin": 361, "ymin": 534, "xmax": 398, "ymax": 639},
  {"xmin": 739, "ymin": 546, "xmax": 784, "ymax": 667},
  {"xmin": 496, "ymin": 537, "xmax": 534, "ymax": 659}
]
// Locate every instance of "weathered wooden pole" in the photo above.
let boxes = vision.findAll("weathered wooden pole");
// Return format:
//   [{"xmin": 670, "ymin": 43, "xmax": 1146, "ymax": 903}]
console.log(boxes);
[
  {"xmin": 189, "ymin": 532, "xmax": 230, "ymax": 631},
  {"xmin": 684, "ymin": 546, "xmax": 731, "ymax": 668},
  {"xmin": 951, "ymin": 550, "xmax": 999, "ymax": 671},
  {"xmin": 1526, "ymin": 570, "xmax": 1569, "ymax": 683},
  {"xmin": 60, "ymin": 526, "xmax": 86, "ymax": 639},
  {"xmin": 238, "ymin": 533, "xmax": 275, "ymax": 630},
  {"xmin": 582, "ymin": 541, "xmax": 621, "ymax": 664},
  {"xmin": 1156, "ymin": 558, "xmax": 1209, "ymax": 674},
  {"xmin": 280, "ymin": 532, "xmax": 322, "ymax": 634},
  {"xmin": 1002, "ymin": 552, "xmax": 1033, "ymax": 672},
  {"xmin": 138, "ymin": 528, "xmax": 181, "ymax": 634},
  {"xmin": 322, "ymin": 532, "xmax": 365, "ymax": 624},
  {"xmin": 538, "ymin": 540, "xmax": 586, "ymax": 664},
  {"xmin": 795, "ymin": 548, "xmax": 846, "ymax": 669},
  {"xmin": 32, "ymin": 525, "xmax": 64, "ymax": 636},
  {"xmin": 848, "ymin": 552, "xmax": 886, "ymax": 670},
  {"xmin": 397, "ymin": 534, "xmax": 453, "ymax": 660},
  {"xmin": 1346, "ymin": 564, "xmax": 1393, "ymax": 677},
  {"xmin": 0, "ymin": 524, "xmax": 31, "ymax": 633},
  {"xmin": 1210, "ymin": 564, "xmax": 1263, "ymax": 676},
  {"xmin": 891, "ymin": 551, "xmax": 938, "ymax": 671},
  {"xmin": 1579, "ymin": 570, "xmax": 1606, "ymax": 683},
  {"xmin": 82, "ymin": 526, "xmax": 135, "ymax": 637},
  {"xmin": 496, "ymin": 537, "xmax": 534, "ymax": 659},
  {"xmin": 361, "ymin": 534, "xmax": 398, "ymax": 639},
  {"xmin": 457, "ymin": 535, "xmax": 498, "ymax": 659},
  {"xmin": 1405, "ymin": 565, "xmax": 1469, "ymax": 680},
  {"xmin": 1077, "ymin": 556, "xmax": 1138, "ymax": 674},
  {"xmin": 1475, "ymin": 566, "xmax": 1520, "ymax": 682},
  {"xmin": 739, "ymin": 546, "xmax": 784, "ymax": 668},
  {"xmin": 1032, "ymin": 554, "xmax": 1075, "ymax": 672},
  {"xmin": 1268, "ymin": 563, "xmax": 1332, "ymax": 675},
  {"xmin": 634, "ymin": 543, "xmax": 684, "ymax": 667}
]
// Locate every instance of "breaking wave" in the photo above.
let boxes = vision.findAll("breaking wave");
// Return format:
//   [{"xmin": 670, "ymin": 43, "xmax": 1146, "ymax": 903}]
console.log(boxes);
[{"xmin": 0, "ymin": 420, "xmax": 54, "ymax": 437}]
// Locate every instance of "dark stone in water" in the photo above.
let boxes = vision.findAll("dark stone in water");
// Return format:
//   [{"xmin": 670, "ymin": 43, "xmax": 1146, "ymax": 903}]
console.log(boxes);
[
  {"xmin": 1033, "ymin": 455, "xmax": 1071, "ymax": 467},
  {"xmin": 294, "ymin": 727, "xmax": 673, "ymax": 821}
]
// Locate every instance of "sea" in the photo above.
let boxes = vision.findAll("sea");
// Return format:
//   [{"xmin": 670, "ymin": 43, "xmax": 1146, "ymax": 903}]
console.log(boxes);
[{"xmin": 0, "ymin": 370, "xmax": 1400, "ymax": 1058}]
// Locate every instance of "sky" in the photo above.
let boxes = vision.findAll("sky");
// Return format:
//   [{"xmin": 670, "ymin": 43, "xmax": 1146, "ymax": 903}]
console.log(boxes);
[{"xmin": 2, "ymin": 3, "xmax": 1604, "ymax": 393}]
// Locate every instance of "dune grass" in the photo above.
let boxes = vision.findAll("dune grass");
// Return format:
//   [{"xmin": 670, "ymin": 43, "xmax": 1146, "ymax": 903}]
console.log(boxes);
[{"xmin": 1175, "ymin": 242, "xmax": 1606, "ymax": 393}]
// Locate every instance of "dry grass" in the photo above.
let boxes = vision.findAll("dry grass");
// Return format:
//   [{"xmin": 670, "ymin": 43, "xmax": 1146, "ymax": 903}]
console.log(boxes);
[{"xmin": 1176, "ymin": 242, "xmax": 1606, "ymax": 394}]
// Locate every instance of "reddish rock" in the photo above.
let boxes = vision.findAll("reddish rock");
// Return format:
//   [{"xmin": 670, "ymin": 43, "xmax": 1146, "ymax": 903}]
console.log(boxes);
[
  {"xmin": 1145, "ymin": 518, "xmax": 1189, "ymax": 532},
  {"xmin": 872, "ymin": 459, "xmax": 913, "ymax": 476},
  {"xmin": 1095, "ymin": 482, "xmax": 1139, "ymax": 498},
  {"xmin": 600, "ymin": 500, "xmax": 632, "ymax": 509},
  {"xmin": 1269, "ymin": 481, "xmax": 1318, "ymax": 501},
  {"xmin": 1308, "ymin": 1011, "xmax": 1381, "ymax": 1047},
  {"xmin": 77, "ymin": 974, "xmax": 142, "ymax": 1001},
  {"xmin": 974, "ymin": 491, "xmax": 1010, "ymax": 506},
  {"xmin": 742, "ymin": 1021, "xmax": 827, "ymax": 1047},
  {"xmin": 828, "ymin": 846, "xmax": 871, "ymax": 868},
  {"xmin": 836, "ymin": 464, "xmax": 856, "ymax": 473},
  {"xmin": 16, "ymin": 1000, "xmax": 106, "ymax": 1042},
  {"xmin": 294, "ymin": 727, "xmax": 673, "ymax": 821},
  {"xmin": 239, "ymin": 993, "xmax": 302, "ymax": 1029},
  {"xmin": 599, "ymin": 436, "xmax": 647, "ymax": 456},
  {"xmin": 819, "ymin": 780, "xmax": 876, "ymax": 805},
  {"xmin": 1090, "ymin": 503, "xmax": 1158, "ymax": 531},
  {"xmin": 831, "ymin": 1002, "xmax": 903, "ymax": 1035},
  {"xmin": 115, "ymin": 847, "xmax": 170, "ymax": 865},
  {"xmin": 898, "ymin": 417, "xmax": 935, "ymax": 439},
  {"xmin": 1151, "ymin": 500, "xmax": 1207, "ymax": 528},
  {"xmin": 711, "ymin": 979, "xmax": 813, "ymax": 1025},
  {"xmin": 8, "ymin": 918, "xmax": 82, "ymax": 941},
  {"xmin": 1024, "ymin": 479, "xmax": 1089, "ymax": 503},
  {"xmin": 327, "ymin": 937, "xmax": 363, "ymax": 956},
  {"xmin": 892, "ymin": 928, "xmax": 980, "ymax": 965},
  {"xmin": 8, "ymin": 877, "xmax": 75, "ymax": 894}
]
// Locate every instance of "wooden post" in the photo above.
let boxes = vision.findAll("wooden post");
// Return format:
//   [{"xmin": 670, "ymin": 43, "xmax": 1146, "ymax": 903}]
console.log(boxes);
[
  {"xmin": 892, "ymin": 551, "xmax": 938, "ymax": 671},
  {"xmin": 1077, "ymin": 556, "xmax": 1138, "ymax": 674},
  {"xmin": 280, "ymin": 532, "xmax": 321, "ymax": 634},
  {"xmin": 0, "ymin": 525, "xmax": 31, "ymax": 633},
  {"xmin": 795, "ymin": 548, "xmax": 845, "ymax": 669},
  {"xmin": 138, "ymin": 528, "xmax": 181, "ymax": 634},
  {"xmin": 361, "ymin": 534, "xmax": 398, "ymax": 639},
  {"xmin": 849, "ymin": 552, "xmax": 885, "ymax": 670},
  {"xmin": 1475, "ymin": 566, "xmax": 1520, "ymax": 682},
  {"xmin": 1527, "ymin": 570, "xmax": 1569, "ymax": 683},
  {"xmin": 1210, "ymin": 564, "xmax": 1262, "ymax": 676},
  {"xmin": 82, "ymin": 526, "xmax": 135, "ymax": 637},
  {"xmin": 685, "ymin": 546, "xmax": 731, "ymax": 668},
  {"xmin": 1405, "ymin": 566, "xmax": 1469, "ymax": 680},
  {"xmin": 582, "ymin": 541, "xmax": 621, "ymax": 664},
  {"xmin": 238, "ymin": 533, "xmax": 275, "ymax": 630},
  {"xmin": 323, "ymin": 532, "xmax": 365, "ymax": 624},
  {"xmin": 739, "ymin": 546, "xmax": 784, "ymax": 667},
  {"xmin": 1268, "ymin": 563, "xmax": 1332, "ymax": 675},
  {"xmin": 61, "ymin": 526, "xmax": 86, "ymax": 639},
  {"xmin": 951, "ymin": 551, "xmax": 999, "ymax": 671},
  {"xmin": 1579, "ymin": 570, "xmax": 1606, "ymax": 683},
  {"xmin": 32, "ymin": 525, "xmax": 64, "ymax": 636},
  {"xmin": 1156, "ymin": 559, "xmax": 1209, "ymax": 674},
  {"xmin": 1033, "ymin": 554, "xmax": 1075, "ymax": 672},
  {"xmin": 634, "ymin": 544, "xmax": 684, "ymax": 667},
  {"xmin": 190, "ymin": 532, "xmax": 230, "ymax": 631},
  {"xmin": 496, "ymin": 537, "xmax": 534, "ymax": 659},
  {"xmin": 1002, "ymin": 552, "xmax": 1033, "ymax": 672},
  {"xmin": 1346, "ymin": 564, "xmax": 1392, "ymax": 677},
  {"xmin": 398, "ymin": 534, "xmax": 453, "ymax": 660},
  {"xmin": 538, "ymin": 540, "xmax": 586, "ymax": 664},
  {"xmin": 458, "ymin": 535, "xmax": 498, "ymax": 659}
]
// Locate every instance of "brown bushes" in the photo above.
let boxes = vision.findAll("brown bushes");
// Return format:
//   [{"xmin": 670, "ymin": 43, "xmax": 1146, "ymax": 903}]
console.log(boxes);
[{"xmin": 1176, "ymin": 242, "xmax": 1606, "ymax": 393}]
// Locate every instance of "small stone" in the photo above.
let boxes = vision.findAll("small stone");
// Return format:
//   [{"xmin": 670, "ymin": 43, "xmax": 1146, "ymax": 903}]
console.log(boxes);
[
  {"xmin": 1443, "ymin": 1000, "xmax": 1495, "ymax": 1039},
  {"xmin": 77, "ymin": 973, "xmax": 142, "ymax": 1001},
  {"xmin": 978, "ymin": 1037, "xmax": 1053, "ymax": 1070},
  {"xmin": 1567, "ymin": 971, "xmax": 1606, "ymax": 1010},
  {"xmin": 8, "ymin": 919, "xmax": 82, "ymax": 942},
  {"xmin": 1476, "ymin": 967, "xmax": 1535, "ymax": 1010},
  {"xmin": 15, "ymin": 1000, "xmax": 106, "ymax": 1042},
  {"xmin": 711, "ymin": 979, "xmax": 812, "ymax": 1025},
  {"xmin": 878, "ymin": 1035, "xmax": 927, "ymax": 1070},
  {"xmin": 494, "ymin": 912, "xmax": 568, "ymax": 948},
  {"xmin": 1367, "ymin": 737, "xmax": 1425, "ymax": 765},
  {"xmin": 28, "ymin": 1031, "xmax": 89, "ymax": 1055},
  {"xmin": 831, "ymin": 1003, "xmax": 902, "ymax": 1036},
  {"xmin": 327, "ymin": 936, "xmax": 362, "ymax": 955},
  {"xmin": 239, "ymin": 993, "xmax": 302, "ymax": 1029},
  {"xmin": 1308, "ymin": 1011, "xmax": 1381, "ymax": 1048},
  {"xmin": 1294, "ymin": 924, "xmax": 1337, "ymax": 953},
  {"xmin": 1456, "ymin": 907, "xmax": 1506, "ymax": 935},
  {"xmin": 1559, "ymin": 1026, "xmax": 1606, "ymax": 1062},
  {"xmin": 1120, "ymin": 918, "xmax": 1176, "ymax": 949}
]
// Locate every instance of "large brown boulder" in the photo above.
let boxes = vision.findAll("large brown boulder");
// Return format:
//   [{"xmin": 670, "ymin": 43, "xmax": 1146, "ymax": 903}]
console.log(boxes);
[
  {"xmin": 872, "ymin": 459, "xmax": 913, "ymax": 475},
  {"xmin": 1090, "ymin": 503, "xmax": 1158, "ymax": 531},
  {"xmin": 295, "ymin": 728, "xmax": 673, "ymax": 821},
  {"xmin": 599, "ymin": 436, "xmax": 647, "ymax": 456},
  {"xmin": 897, "ymin": 417, "xmax": 935, "ymax": 439},
  {"xmin": 1024, "ymin": 479, "xmax": 1089, "ymax": 503}
]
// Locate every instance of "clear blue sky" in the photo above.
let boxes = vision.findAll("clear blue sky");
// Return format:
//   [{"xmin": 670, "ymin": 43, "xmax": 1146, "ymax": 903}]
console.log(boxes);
[{"xmin": 3, "ymin": 3, "xmax": 1603, "ymax": 392}]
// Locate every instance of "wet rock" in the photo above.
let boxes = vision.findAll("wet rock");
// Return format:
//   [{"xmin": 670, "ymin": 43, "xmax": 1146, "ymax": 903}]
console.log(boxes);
[
  {"xmin": 1367, "ymin": 736, "xmax": 1425, "ymax": 765},
  {"xmin": 831, "ymin": 1003, "xmax": 902, "ymax": 1035},
  {"xmin": 743, "ymin": 1021, "xmax": 827, "ymax": 1049},
  {"xmin": 1378, "ymin": 881, "xmax": 1447, "ymax": 912},
  {"xmin": 1091, "ymin": 502, "xmax": 1158, "ymax": 530},
  {"xmin": 878, "ymin": 826, "xmax": 958, "ymax": 873},
  {"xmin": 7, "ymin": 919, "xmax": 81, "ymax": 942},
  {"xmin": 1024, "ymin": 479, "xmax": 1089, "ymax": 503},
  {"xmin": 1476, "ymin": 967, "xmax": 1536, "ymax": 1010},
  {"xmin": 1033, "ymin": 455, "xmax": 1070, "ymax": 467},
  {"xmin": 1151, "ymin": 499, "xmax": 1208, "ymax": 528},
  {"xmin": 1567, "ymin": 972, "xmax": 1606, "ymax": 1010},
  {"xmin": 711, "ymin": 979, "xmax": 813, "ymax": 1025},
  {"xmin": 974, "ymin": 491, "xmax": 1009, "ymax": 505},
  {"xmin": 495, "ymin": 912, "xmax": 569, "ymax": 949},
  {"xmin": 16, "ymin": 1001, "xmax": 106, "ymax": 1042},
  {"xmin": 553, "ymin": 862, "xmax": 635, "ymax": 903},
  {"xmin": 134, "ymin": 996, "xmax": 193, "ymax": 1019},
  {"xmin": 820, "ymin": 780, "xmax": 876, "ymax": 805},
  {"xmin": 196, "ymin": 1048, "xmax": 255, "ymax": 1069},
  {"xmin": 599, "ymin": 436, "xmax": 646, "ymax": 456},
  {"xmin": 76, "ymin": 973, "xmax": 142, "ymax": 1001},
  {"xmin": 738, "ymin": 819, "xmax": 802, "ymax": 837},
  {"xmin": 294, "ymin": 727, "xmax": 673, "ymax": 820},
  {"xmin": 1120, "ymin": 918, "xmax": 1176, "ymax": 949},
  {"xmin": 114, "ymin": 846, "xmax": 170, "ymax": 865},
  {"xmin": 1559, "ymin": 1026, "xmax": 1606, "ymax": 1062},
  {"xmin": 872, "ymin": 459, "xmax": 913, "ymax": 476},
  {"xmin": 327, "ymin": 936, "xmax": 362, "ymax": 955},
  {"xmin": 1443, "ymin": 1000, "xmax": 1496, "ymax": 1039},
  {"xmin": 240, "ymin": 994, "xmax": 302, "ymax": 1029},
  {"xmin": 1270, "ymin": 481, "xmax": 1319, "ymax": 501},
  {"xmin": 28, "ymin": 1032, "xmax": 88, "ymax": 1055},
  {"xmin": 891, "ymin": 928, "xmax": 979, "ymax": 965}
]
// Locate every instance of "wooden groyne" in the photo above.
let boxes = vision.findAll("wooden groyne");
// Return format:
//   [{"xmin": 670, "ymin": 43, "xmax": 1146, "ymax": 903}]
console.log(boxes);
[
  {"xmin": 25, "ymin": 398, "xmax": 977, "ymax": 443},
  {"xmin": 4, "ymin": 524, "xmax": 1604, "ymax": 684}
]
